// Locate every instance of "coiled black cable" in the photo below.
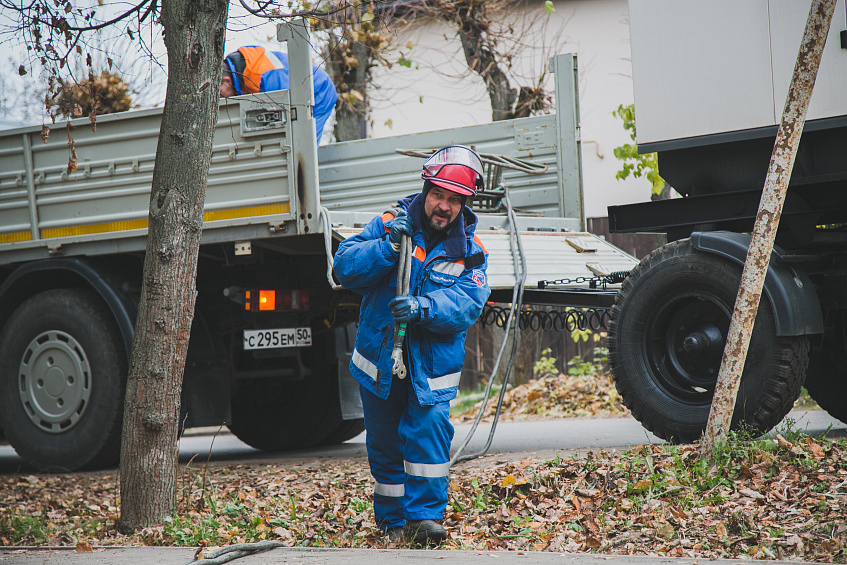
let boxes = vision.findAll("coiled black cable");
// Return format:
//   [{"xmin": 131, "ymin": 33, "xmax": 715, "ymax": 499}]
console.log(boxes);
[{"xmin": 481, "ymin": 306, "xmax": 610, "ymax": 332}]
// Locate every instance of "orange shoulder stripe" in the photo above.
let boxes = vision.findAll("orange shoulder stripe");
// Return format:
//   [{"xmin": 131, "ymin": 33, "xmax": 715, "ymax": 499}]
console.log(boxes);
[
  {"xmin": 473, "ymin": 235, "xmax": 487, "ymax": 254},
  {"xmin": 380, "ymin": 212, "xmax": 395, "ymax": 232},
  {"xmin": 413, "ymin": 245, "xmax": 426, "ymax": 262}
]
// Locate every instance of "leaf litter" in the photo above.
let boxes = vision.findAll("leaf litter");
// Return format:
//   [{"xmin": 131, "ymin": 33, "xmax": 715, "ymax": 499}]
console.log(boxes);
[{"xmin": 1, "ymin": 373, "xmax": 845, "ymax": 563}]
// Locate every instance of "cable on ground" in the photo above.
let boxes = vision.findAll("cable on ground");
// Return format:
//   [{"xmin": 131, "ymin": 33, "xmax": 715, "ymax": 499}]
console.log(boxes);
[{"xmin": 181, "ymin": 540, "xmax": 286, "ymax": 565}]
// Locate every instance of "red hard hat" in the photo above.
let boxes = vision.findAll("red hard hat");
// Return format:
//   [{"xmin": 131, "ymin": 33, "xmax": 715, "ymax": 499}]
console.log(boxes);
[{"xmin": 421, "ymin": 145, "xmax": 484, "ymax": 196}]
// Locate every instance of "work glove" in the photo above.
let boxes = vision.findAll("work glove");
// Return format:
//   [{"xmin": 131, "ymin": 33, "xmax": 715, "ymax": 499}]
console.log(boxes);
[
  {"xmin": 389, "ymin": 296, "xmax": 422, "ymax": 323},
  {"xmin": 388, "ymin": 210, "xmax": 413, "ymax": 252}
]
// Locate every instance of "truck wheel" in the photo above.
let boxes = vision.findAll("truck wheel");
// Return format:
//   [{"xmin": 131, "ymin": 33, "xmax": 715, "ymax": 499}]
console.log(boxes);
[
  {"xmin": 608, "ymin": 239, "xmax": 809, "ymax": 443},
  {"xmin": 228, "ymin": 332, "xmax": 348, "ymax": 451},
  {"xmin": 321, "ymin": 418, "xmax": 365, "ymax": 445},
  {"xmin": 804, "ymin": 351, "xmax": 847, "ymax": 424},
  {"xmin": 0, "ymin": 289, "xmax": 127, "ymax": 471}
]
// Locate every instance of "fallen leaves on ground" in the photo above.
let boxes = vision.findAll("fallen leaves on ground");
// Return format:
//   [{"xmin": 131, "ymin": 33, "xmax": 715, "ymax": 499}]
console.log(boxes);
[
  {"xmin": 2, "ymin": 432, "xmax": 846, "ymax": 562},
  {"xmin": 451, "ymin": 372, "xmax": 628, "ymax": 422},
  {"xmin": 0, "ymin": 374, "xmax": 841, "ymax": 561}
]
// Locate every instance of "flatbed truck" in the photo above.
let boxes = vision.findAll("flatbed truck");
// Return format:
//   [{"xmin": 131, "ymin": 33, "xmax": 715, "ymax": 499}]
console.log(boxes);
[{"xmin": 0, "ymin": 22, "xmax": 638, "ymax": 470}]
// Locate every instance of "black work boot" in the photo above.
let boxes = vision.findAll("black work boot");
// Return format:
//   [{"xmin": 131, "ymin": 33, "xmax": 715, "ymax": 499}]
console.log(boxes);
[
  {"xmin": 387, "ymin": 526, "xmax": 405, "ymax": 542},
  {"xmin": 405, "ymin": 519, "xmax": 447, "ymax": 545}
]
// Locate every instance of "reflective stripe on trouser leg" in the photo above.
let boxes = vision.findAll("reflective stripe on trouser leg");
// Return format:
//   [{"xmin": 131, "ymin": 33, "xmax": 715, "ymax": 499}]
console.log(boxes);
[
  {"xmin": 399, "ymin": 384, "xmax": 454, "ymax": 521},
  {"xmin": 359, "ymin": 383, "xmax": 405, "ymax": 530}
]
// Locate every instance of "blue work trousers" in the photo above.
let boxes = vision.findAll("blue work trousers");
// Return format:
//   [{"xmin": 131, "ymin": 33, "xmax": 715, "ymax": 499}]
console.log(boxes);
[{"xmin": 360, "ymin": 377, "xmax": 454, "ymax": 530}]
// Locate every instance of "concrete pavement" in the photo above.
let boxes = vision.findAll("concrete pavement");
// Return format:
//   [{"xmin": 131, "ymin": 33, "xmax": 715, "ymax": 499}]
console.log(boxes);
[{"xmin": 0, "ymin": 546, "xmax": 827, "ymax": 565}]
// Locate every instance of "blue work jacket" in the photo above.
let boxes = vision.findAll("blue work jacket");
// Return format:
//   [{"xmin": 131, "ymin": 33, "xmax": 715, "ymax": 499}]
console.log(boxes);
[
  {"xmin": 224, "ymin": 47, "xmax": 338, "ymax": 140},
  {"xmin": 333, "ymin": 193, "xmax": 491, "ymax": 405}
]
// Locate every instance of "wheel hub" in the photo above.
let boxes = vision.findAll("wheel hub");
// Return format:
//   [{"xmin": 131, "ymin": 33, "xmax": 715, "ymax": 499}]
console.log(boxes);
[
  {"xmin": 682, "ymin": 325, "xmax": 723, "ymax": 356},
  {"xmin": 18, "ymin": 331, "xmax": 92, "ymax": 434},
  {"xmin": 648, "ymin": 296, "xmax": 730, "ymax": 399}
]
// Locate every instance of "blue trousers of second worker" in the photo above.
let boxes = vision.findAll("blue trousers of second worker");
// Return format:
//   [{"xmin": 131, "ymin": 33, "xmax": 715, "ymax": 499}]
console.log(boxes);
[{"xmin": 360, "ymin": 378, "xmax": 454, "ymax": 530}]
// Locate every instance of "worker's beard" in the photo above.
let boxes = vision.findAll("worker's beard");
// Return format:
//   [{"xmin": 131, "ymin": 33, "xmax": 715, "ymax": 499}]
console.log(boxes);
[{"xmin": 426, "ymin": 209, "xmax": 455, "ymax": 232}]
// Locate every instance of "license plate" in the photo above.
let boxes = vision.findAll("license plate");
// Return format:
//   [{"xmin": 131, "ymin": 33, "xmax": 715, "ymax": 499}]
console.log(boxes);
[{"xmin": 243, "ymin": 327, "xmax": 312, "ymax": 350}]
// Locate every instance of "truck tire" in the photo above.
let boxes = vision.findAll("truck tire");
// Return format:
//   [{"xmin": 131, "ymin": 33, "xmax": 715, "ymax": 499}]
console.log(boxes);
[
  {"xmin": 0, "ymin": 289, "xmax": 127, "ymax": 471},
  {"xmin": 228, "ymin": 331, "xmax": 350, "ymax": 451},
  {"xmin": 804, "ymin": 351, "xmax": 847, "ymax": 424},
  {"xmin": 321, "ymin": 418, "xmax": 365, "ymax": 445},
  {"xmin": 608, "ymin": 239, "xmax": 809, "ymax": 443}
]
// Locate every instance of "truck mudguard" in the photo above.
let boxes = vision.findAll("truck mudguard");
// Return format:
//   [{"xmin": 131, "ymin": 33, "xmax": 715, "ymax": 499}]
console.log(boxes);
[
  {"xmin": 690, "ymin": 231, "xmax": 823, "ymax": 336},
  {"xmin": 0, "ymin": 257, "xmax": 137, "ymax": 358}
]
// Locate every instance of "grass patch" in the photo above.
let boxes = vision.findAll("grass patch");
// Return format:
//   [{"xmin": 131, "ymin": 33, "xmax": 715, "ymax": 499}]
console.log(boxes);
[{"xmin": 0, "ymin": 514, "xmax": 49, "ymax": 545}]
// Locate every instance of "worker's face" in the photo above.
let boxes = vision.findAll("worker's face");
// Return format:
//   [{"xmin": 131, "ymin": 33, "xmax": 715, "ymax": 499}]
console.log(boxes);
[
  {"xmin": 220, "ymin": 77, "xmax": 236, "ymax": 98},
  {"xmin": 424, "ymin": 186, "xmax": 463, "ymax": 232}
]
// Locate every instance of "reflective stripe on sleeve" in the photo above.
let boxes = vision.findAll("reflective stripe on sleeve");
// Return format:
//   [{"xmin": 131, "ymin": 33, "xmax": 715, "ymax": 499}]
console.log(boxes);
[
  {"xmin": 432, "ymin": 261, "xmax": 464, "ymax": 276},
  {"xmin": 374, "ymin": 482, "xmax": 405, "ymax": 497},
  {"xmin": 428, "ymin": 371, "xmax": 461, "ymax": 391},
  {"xmin": 405, "ymin": 460, "xmax": 451, "ymax": 479},
  {"xmin": 352, "ymin": 348, "xmax": 378, "ymax": 381}
]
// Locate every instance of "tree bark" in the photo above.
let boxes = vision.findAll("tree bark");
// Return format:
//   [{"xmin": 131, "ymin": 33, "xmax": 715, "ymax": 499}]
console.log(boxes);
[
  {"xmin": 331, "ymin": 39, "xmax": 370, "ymax": 141},
  {"xmin": 651, "ymin": 180, "xmax": 672, "ymax": 201},
  {"xmin": 453, "ymin": 2, "xmax": 517, "ymax": 121},
  {"xmin": 119, "ymin": 0, "xmax": 228, "ymax": 532}
]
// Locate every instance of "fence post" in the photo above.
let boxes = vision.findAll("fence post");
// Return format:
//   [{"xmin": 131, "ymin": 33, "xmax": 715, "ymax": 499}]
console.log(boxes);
[{"xmin": 702, "ymin": 0, "xmax": 837, "ymax": 456}]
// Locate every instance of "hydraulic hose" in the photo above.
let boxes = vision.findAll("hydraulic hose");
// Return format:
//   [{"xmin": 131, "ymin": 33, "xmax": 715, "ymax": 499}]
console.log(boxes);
[
  {"xmin": 450, "ymin": 183, "xmax": 527, "ymax": 466},
  {"xmin": 391, "ymin": 232, "xmax": 413, "ymax": 379},
  {"xmin": 319, "ymin": 206, "xmax": 342, "ymax": 291}
]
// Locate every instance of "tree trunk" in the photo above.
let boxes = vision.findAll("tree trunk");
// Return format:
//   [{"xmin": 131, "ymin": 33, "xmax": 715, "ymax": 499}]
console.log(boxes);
[
  {"xmin": 449, "ymin": 1, "xmax": 516, "ymax": 122},
  {"xmin": 651, "ymin": 180, "xmax": 672, "ymax": 201},
  {"xmin": 332, "ymin": 40, "xmax": 369, "ymax": 141},
  {"xmin": 119, "ymin": 0, "xmax": 228, "ymax": 532}
]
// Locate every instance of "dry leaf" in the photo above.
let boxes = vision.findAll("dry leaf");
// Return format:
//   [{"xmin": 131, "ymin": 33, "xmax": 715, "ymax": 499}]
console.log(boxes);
[
  {"xmin": 75, "ymin": 541, "xmax": 93, "ymax": 552},
  {"xmin": 656, "ymin": 522, "xmax": 674, "ymax": 541},
  {"xmin": 633, "ymin": 479, "xmax": 653, "ymax": 490},
  {"xmin": 584, "ymin": 535, "xmax": 601, "ymax": 548},
  {"xmin": 738, "ymin": 488, "xmax": 764, "ymax": 500}
]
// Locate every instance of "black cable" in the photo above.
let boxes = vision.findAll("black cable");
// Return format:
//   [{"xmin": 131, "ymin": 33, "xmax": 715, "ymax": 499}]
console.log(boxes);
[
  {"xmin": 450, "ymin": 181, "xmax": 527, "ymax": 466},
  {"xmin": 481, "ymin": 306, "xmax": 611, "ymax": 333}
]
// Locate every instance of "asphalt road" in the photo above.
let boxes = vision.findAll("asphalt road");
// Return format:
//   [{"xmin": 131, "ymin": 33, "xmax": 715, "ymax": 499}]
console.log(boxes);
[{"xmin": 1, "ymin": 409, "xmax": 843, "ymax": 474}]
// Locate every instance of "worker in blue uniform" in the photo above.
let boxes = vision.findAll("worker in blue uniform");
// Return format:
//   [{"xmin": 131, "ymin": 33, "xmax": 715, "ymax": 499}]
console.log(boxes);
[
  {"xmin": 333, "ymin": 145, "xmax": 491, "ymax": 545},
  {"xmin": 220, "ymin": 46, "xmax": 338, "ymax": 142}
]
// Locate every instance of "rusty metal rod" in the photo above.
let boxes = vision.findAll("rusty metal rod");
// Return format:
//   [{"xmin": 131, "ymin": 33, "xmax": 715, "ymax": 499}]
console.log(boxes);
[{"xmin": 702, "ymin": 0, "xmax": 837, "ymax": 455}]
